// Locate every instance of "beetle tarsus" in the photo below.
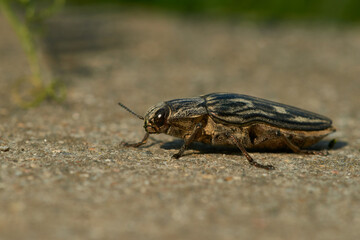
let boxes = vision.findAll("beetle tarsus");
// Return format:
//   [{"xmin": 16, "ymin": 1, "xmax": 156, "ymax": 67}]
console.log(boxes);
[
  {"xmin": 172, "ymin": 153, "xmax": 181, "ymax": 159},
  {"xmin": 123, "ymin": 132, "xmax": 149, "ymax": 148},
  {"xmin": 229, "ymin": 134, "xmax": 275, "ymax": 170},
  {"xmin": 250, "ymin": 161, "xmax": 276, "ymax": 170},
  {"xmin": 280, "ymin": 133, "xmax": 329, "ymax": 156},
  {"xmin": 299, "ymin": 149, "xmax": 329, "ymax": 156}
]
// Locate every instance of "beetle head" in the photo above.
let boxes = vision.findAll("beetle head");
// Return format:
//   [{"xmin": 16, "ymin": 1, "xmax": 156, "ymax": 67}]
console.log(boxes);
[
  {"xmin": 144, "ymin": 102, "xmax": 170, "ymax": 134},
  {"xmin": 118, "ymin": 101, "xmax": 170, "ymax": 134}
]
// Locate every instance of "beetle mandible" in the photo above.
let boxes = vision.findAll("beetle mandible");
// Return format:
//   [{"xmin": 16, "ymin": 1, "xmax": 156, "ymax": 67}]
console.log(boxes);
[{"xmin": 118, "ymin": 93, "xmax": 336, "ymax": 170}]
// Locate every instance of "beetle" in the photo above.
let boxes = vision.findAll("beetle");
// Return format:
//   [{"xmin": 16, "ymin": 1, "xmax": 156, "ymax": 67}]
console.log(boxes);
[{"xmin": 118, "ymin": 93, "xmax": 335, "ymax": 170}]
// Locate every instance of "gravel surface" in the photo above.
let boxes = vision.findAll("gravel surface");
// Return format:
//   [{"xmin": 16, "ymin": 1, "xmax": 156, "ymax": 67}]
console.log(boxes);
[{"xmin": 1, "ymin": 8, "xmax": 360, "ymax": 240}]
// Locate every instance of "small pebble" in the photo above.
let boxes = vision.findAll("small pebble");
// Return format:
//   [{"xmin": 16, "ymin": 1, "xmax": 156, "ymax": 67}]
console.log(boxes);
[{"xmin": 0, "ymin": 146, "xmax": 10, "ymax": 152}]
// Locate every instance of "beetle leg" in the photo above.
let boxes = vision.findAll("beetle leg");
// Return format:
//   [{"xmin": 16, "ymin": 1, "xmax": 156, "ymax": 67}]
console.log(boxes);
[
  {"xmin": 229, "ymin": 134, "xmax": 275, "ymax": 170},
  {"xmin": 278, "ymin": 132, "xmax": 328, "ymax": 156},
  {"xmin": 172, "ymin": 123, "xmax": 203, "ymax": 159},
  {"xmin": 123, "ymin": 132, "xmax": 149, "ymax": 148}
]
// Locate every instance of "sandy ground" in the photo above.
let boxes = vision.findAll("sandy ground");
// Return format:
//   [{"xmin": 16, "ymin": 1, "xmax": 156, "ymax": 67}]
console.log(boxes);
[{"xmin": 0, "ymin": 8, "xmax": 360, "ymax": 240}]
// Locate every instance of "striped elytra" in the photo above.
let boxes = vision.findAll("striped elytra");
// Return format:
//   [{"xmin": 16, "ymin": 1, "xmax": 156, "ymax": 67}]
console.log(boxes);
[{"xmin": 202, "ymin": 93, "xmax": 332, "ymax": 131}]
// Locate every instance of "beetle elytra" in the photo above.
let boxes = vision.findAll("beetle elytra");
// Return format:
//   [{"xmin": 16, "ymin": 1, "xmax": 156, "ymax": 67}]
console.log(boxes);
[{"xmin": 118, "ymin": 93, "xmax": 335, "ymax": 170}]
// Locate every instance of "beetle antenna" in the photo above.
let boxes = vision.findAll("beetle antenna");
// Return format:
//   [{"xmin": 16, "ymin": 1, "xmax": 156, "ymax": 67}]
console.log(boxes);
[{"xmin": 118, "ymin": 102, "xmax": 144, "ymax": 120}]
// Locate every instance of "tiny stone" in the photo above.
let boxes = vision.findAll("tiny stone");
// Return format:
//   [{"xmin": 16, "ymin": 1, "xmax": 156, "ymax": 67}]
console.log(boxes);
[{"xmin": 0, "ymin": 146, "xmax": 10, "ymax": 152}]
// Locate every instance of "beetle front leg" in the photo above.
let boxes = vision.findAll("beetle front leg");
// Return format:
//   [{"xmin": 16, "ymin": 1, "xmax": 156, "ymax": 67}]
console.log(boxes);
[
  {"xmin": 123, "ymin": 132, "xmax": 149, "ymax": 148},
  {"xmin": 229, "ymin": 134, "xmax": 275, "ymax": 170},
  {"xmin": 172, "ymin": 123, "xmax": 203, "ymax": 159}
]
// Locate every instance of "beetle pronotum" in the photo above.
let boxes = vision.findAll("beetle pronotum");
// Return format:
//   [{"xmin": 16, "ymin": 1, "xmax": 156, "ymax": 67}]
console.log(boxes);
[{"xmin": 119, "ymin": 93, "xmax": 335, "ymax": 170}]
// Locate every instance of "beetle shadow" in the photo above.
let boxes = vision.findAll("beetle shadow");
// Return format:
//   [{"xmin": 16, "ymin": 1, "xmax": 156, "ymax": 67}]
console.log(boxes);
[
  {"xmin": 160, "ymin": 139, "xmax": 348, "ymax": 156},
  {"xmin": 160, "ymin": 139, "xmax": 243, "ymax": 156},
  {"xmin": 308, "ymin": 139, "xmax": 347, "ymax": 150}
]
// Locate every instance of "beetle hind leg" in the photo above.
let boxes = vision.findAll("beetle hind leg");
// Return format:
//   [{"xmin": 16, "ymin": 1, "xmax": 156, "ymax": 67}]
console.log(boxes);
[{"xmin": 278, "ymin": 132, "xmax": 329, "ymax": 156}]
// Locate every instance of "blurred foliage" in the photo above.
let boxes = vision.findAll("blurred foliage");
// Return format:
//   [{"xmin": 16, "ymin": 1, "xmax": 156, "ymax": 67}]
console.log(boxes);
[
  {"xmin": 0, "ymin": 0, "xmax": 66, "ymax": 108},
  {"xmin": 1, "ymin": 1, "xmax": 358, "ymax": 106},
  {"xmin": 69, "ymin": 0, "xmax": 360, "ymax": 23}
]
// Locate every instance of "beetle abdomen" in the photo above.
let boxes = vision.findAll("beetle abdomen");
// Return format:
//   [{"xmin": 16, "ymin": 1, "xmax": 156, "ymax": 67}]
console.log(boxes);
[{"xmin": 203, "ymin": 93, "xmax": 332, "ymax": 131}]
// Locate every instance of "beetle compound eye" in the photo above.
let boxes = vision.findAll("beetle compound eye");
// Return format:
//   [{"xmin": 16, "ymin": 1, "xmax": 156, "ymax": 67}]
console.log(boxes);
[{"xmin": 154, "ymin": 108, "xmax": 168, "ymax": 127}]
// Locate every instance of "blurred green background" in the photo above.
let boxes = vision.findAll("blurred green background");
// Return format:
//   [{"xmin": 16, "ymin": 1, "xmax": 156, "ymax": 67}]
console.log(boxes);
[
  {"xmin": 68, "ymin": 0, "xmax": 360, "ymax": 23},
  {"xmin": 1, "ymin": 0, "xmax": 359, "ymax": 108}
]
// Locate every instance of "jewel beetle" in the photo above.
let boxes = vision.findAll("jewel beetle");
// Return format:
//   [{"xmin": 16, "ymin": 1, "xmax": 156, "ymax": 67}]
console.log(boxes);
[{"xmin": 119, "ymin": 93, "xmax": 335, "ymax": 170}]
